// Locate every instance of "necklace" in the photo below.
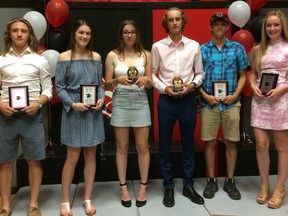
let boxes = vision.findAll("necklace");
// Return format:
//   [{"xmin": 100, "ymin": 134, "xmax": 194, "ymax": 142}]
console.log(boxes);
[{"xmin": 80, "ymin": 52, "xmax": 87, "ymax": 59}]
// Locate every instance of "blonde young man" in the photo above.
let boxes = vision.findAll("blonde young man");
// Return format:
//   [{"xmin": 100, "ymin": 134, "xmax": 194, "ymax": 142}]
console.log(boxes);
[{"xmin": 0, "ymin": 18, "xmax": 52, "ymax": 216}]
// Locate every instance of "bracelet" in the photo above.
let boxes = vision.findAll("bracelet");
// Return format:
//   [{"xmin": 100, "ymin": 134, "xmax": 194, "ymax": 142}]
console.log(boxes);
[
  {"xmin": 111, "ymin": 78, "xmax": 118, "ymax": 87},
  {"xmin": 146, "ymin": 77, "xmax": 151, "ymax": 84},
  {"xmin": 111, "ymin": 79, "xmax": 115, "ymax": 87}
]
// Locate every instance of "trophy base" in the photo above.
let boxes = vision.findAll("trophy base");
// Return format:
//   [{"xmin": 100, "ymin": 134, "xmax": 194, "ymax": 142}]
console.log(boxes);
[
  {"xmin": 173, "ymin": 88, "xmax": 183, "ymax": 92},
  {"xmin": 128, "ymin": 78, "xmax": 138, "ymax": 83}
]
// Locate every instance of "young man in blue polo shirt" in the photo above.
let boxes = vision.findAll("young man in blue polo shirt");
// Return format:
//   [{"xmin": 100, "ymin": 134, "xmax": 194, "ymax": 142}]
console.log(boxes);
[{"xmin": 199, "ymin": 12, "xmax": 249, "ymax": 200}]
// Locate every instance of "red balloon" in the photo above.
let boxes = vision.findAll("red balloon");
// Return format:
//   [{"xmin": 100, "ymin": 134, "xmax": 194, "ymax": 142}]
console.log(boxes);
[
  {"xmin": 247, "ymin": 0, "xmax": 268, "ymax": 11},
  {"xmin": 243, "ymin": 71, "xmax": 253, "ymax": 97},
  {"xmin": 38, "ymin": 44, "xmax": 47, "ymax": 54},
  {"xmin": 232, "ymin": 30, "xmax": 255, "ymax": 53},
  {"xmin": 45, "ymin": 0, "xmax": 69, "ymax": 28}
]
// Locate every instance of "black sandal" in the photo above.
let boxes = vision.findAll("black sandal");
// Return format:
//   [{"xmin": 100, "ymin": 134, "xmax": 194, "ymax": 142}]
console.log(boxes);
[
  {"xmin": 136, "ymin": 182, "xmax": 148, "ymax": 207},
  {"xmin": 120, "ymin": 182, "xmax": 132, "ymax": 207}
]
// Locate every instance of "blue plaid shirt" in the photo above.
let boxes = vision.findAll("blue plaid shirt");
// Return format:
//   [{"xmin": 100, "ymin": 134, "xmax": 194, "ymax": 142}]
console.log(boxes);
[{"xmin": 200, "ymin": 38, "xmax": 249, "ymax": 112}]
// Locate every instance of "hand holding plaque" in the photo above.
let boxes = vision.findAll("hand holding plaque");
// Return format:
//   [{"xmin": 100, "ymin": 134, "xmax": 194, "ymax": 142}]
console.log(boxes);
[
  {"xmin": 172, "ymin": 76, "xmax": 183, "ymax": 92},
  {"xmin": 127, "ymin": 66, "xmax": 138, "ymax": 83},
  {"xmin": 259, "ymin": 73, "xmax": 278, "ymax": 95},
  {"xmin": 80, "ymin": 85, "xmax": 98, "ymax": 107},
  {"xmin": 213, "ymin": 80, "xmax": 228, "ymax": 101}
]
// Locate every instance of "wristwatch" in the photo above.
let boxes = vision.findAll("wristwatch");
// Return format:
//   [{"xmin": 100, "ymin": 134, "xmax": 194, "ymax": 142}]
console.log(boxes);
[{"xmin": 37, "ymin": 101, "xmax": 43, "ymax": 109}]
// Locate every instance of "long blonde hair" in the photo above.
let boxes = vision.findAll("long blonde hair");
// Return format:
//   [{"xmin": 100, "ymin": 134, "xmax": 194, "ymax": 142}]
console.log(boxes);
[
  {"xmin": 253, "ymin": 10, "xmax": 288, "ymax": 74},
  {"xmin": 2, "ymin": 17, "xmax": 39, "ymax": 56}
]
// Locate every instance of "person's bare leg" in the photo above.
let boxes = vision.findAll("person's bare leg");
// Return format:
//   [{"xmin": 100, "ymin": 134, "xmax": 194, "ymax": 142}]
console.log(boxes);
[
  {"xmin": 114, "ymin": 127, "xmax": 130, "ymax": 203},
  {"xmin": 27, "ymin": 160, "xmax": 42, "ymax": 208},
  {"xmin": 61, "ymin": 147, "xmax": 81, "ymax": 216},
  {"xmin": 134, "ymin": 127, "xmax": 150, "ymax": 202},
  {"xmin": 268, "ymin": 130, "xmax": 288, "ymax": 208},
  {"xmin": 83, "ymin": 146, "xmax": 97, "ymax": 215},
  {"xmin": 225, "ymin": 140, "xmax": 237, "ymax": 178},
  {"xmin": 204, "ymin": 140, "xmax": 216, "ymax": 177},
  {"xmin": 254, "ymin": 127, "xmax": 270, "ymax": 204},
  {"xmin": 0, "ymin": 161, "xmax": 14, "ymax": 212}
]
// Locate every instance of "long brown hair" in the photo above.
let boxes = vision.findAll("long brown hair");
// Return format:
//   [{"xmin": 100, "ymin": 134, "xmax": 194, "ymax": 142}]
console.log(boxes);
[
  {"xmin": 2, "ymin": 17, "xmax": 39, "ymax": 56},
  {"xmin": 68, "ymin": 19, "xmax": 94, "ymax": 60},
  {"xmin": 114, "ymin": 19, "xmax": 147, "ymax": 62}
]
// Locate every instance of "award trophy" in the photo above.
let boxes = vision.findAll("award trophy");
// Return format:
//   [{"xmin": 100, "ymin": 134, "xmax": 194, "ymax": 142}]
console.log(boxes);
[
  {"xmin": 127, "ymin": 66, "xmax": 139, "ymax": 83},
  {"xmin": 172, "ymin": 76, "xmax": 183, "ymax": 92}
]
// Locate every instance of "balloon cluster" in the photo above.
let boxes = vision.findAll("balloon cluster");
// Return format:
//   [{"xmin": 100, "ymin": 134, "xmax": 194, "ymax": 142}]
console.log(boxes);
[
  {"xmin": 228, "ymin": 0, "xmax": 268, "ymax": 96},
  {"xmin": 23, "ymin": 0, "xmax": 69, "ymax": 79},
  {"xmin": 23, "ymin": 0, "xmax": 70, "ymax": 107}
]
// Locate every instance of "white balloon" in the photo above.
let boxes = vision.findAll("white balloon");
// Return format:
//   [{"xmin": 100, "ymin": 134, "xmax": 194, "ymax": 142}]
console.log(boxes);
[
  {"xmin": 228, "ymin": 1, "xmax": 251, "ymax": 28},
  {"xmin": 42, "ymin": 49, "xmax": 60, "ymax": 78},
  {"xmin": 23, "ymin": 11, "xmax": 47, "ymax": 40}
]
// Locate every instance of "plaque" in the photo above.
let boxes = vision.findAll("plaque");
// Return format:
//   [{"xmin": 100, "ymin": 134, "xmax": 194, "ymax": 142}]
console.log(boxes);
[
  {"xmin": 172, "ymin": 76, "xmax": 183, "ymax": 92},
  {"xmin": 80, "ymin": 85, "xmax": 98, "ymax": 106},
  {"xmin": 213, "ymin": 80, "xmax": 228, "ymax": 100},
  {"xmin": 259, "ymin": 73, "xmax": 279, "ymax": 95},
  {"xmin": 127, "ymin": 66, "xmax": 139, "ymax": 83},
  {"xmin": 8, "ymin": 86, "xmax": 29, "ymax": 110}
]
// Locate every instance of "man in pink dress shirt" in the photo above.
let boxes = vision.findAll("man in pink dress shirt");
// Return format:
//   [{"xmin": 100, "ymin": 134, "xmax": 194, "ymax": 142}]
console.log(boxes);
[{"xmin": 151, "ymin": 7, "xmax": 205, "ymax": 207}]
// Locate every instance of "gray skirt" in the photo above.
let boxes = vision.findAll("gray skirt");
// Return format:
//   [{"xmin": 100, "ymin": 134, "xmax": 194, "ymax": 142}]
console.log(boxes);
[{"xmin": 110, "ymin": 89, "xmax": 151, "ymax": 127}]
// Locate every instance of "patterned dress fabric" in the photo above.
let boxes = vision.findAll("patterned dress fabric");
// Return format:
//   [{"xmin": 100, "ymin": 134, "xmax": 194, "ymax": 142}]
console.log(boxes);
[
  {"xmin": 56, "ymin": 60, "xmax": 105, "ymax": 147},
  {"xmin": 251, "ymin": 39, "xmax": 288, "ymax": 130}
]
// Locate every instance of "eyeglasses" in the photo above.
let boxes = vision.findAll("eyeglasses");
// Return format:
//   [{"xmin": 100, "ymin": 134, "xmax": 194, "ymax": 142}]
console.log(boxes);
[{"xmin": 123, "ymin": 31, "xmax": 137, "ymax": 37}]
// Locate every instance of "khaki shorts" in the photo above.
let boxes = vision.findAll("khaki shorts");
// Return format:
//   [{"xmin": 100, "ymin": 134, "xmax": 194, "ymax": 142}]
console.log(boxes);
[{"xmin": 201, "ymin": 101, "xmax": 241, "ymax": 142}]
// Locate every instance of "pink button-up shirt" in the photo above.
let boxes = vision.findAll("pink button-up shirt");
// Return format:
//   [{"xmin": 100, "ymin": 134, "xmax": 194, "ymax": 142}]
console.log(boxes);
[{"xmin": 152, "ymin": 35, "xmax": 205, "ymax": 94}]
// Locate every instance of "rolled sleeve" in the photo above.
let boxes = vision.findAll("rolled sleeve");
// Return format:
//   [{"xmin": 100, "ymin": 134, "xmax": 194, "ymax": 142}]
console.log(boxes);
[
  {"xmin": 39, "ymin": 58, "xmax": 53, "ymax": 100},
  {"xmin": 192, "ymin": 45, "xmax": 205, "ymax": 87}
]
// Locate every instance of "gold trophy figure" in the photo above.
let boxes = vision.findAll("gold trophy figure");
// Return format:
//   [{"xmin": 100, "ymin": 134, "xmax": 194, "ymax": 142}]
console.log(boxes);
[
  {"xmin": 127, "ymin": 66, "xmax": 139, "ymax": 83},
  {"xmin": 172, "ymin": 76, "xmax": 183, "ymax": 92}
]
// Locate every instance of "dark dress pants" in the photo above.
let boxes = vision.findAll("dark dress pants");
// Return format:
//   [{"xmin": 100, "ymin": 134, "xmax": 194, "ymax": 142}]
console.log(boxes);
[{"xmin": 158, "ymin": 93, "xmax": 197, "ymax": 189}]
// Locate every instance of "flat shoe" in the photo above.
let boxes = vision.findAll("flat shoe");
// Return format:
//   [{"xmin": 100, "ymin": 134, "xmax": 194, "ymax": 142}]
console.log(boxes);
[
  {"xmin": 60, "ymin": 202, "xmax": 72, "ymax": 216},
  {"xmin": 83, "ymin": 200, "xmax": 96, "ymax": 216}
]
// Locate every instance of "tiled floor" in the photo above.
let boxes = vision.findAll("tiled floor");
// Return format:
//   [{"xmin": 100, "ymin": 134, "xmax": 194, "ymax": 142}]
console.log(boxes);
[{"xmin": 10, "ymin": 176, "xmax": 288, "ymax": 216}]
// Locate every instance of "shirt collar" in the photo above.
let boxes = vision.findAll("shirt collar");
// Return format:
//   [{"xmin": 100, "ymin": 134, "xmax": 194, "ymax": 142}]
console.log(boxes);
[
  {"xmin": 166, "ymin": 35, "xmax": 186, "ymax": 46},
  {"xmin": 207, "ymin": 38, "xmax": 231, "ymax": 48},
  {"xmin": 9, "ymin": 47, "xmax": 32, "ymax": 56}
]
